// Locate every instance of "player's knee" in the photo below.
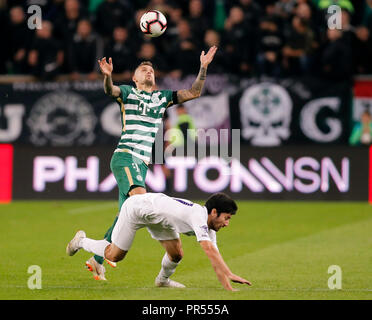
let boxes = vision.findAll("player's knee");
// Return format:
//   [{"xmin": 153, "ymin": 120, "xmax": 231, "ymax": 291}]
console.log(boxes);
[
  {"xmin": 110, "ymin": 255, "xmax": 122, "ymax": 263},
  {"xmin": 105, "ymin": 246, "xmax": 126, "ymax": 262},
  {"xmin": 108, "ymin": 251, "xmax": 126, "ymax": 262},
  {"xmin": 170, "ymin": 251, "xmax": 183, "ymax": 263}
]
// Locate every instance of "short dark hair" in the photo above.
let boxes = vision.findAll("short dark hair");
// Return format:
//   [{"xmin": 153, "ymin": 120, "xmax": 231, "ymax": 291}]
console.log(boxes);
[
  {"xmin": 136, "ymin": 61, "xmax": 154, "ymax": 70},
  {"xmin": 205, "ymin": 193, "xmax": 237, "ymax": 216}
]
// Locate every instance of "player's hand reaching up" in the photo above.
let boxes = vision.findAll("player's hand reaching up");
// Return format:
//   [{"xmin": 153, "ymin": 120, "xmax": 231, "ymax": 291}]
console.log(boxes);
[
  {"xmin": 98, "ymin": 57, "xmax": 113, "ymax": 77},
  {"xmin": 200, "ymin": 46, "xmax": 217, "ymax": 69}
]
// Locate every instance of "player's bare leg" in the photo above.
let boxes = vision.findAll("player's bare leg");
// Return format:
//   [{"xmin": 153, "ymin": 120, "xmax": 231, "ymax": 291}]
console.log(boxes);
[
  {"xmin": 88, "ymin": 186, "xmax": 146, "ymax": 279},
  {"xmin": 68, "ymin": 230, "xmax": 128, "ymax": 279},
  {"xmin": 104, "ymin": 243, "xmax": 127, "ymax": 263},
  {"xmin": 155, "ymin": 239, "xmax": 186, "ymax": 288}
]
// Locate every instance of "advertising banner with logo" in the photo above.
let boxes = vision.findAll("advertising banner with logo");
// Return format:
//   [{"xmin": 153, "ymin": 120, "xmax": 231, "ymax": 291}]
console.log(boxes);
[
  {"xmin": 230, "ymin": 77, "xmax": 353, "ymax": 146},
  {"xmin": 7, "ymin": 145, "xmax": 370, "ymax": 202},
  {"xmin": 0, "ymin": 76, "xmax": 231, "ymax": 146},
  {"xmin": 353, "ymin": 79, "xmax": 372, "ymax": 122},
  {"xmin": 0, "ymin": 81, "xmax": 118, "ymax": 146},
  {"xmin": 0, "ymin": 75, "xmax": 352, "ymax": 146}
]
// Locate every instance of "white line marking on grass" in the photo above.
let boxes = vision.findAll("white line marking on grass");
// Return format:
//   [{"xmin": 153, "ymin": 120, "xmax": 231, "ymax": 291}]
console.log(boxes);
[
  {"xmin": 67, "ymin": 203, "xmax": 117, "ymax": 215},
  {"xmin": 1, "ymin": 285, "xmax": 371, "ymax": 292},
  {"xmin": 242, "ymin": 288, "xmax": 372, "ymax": 292}
]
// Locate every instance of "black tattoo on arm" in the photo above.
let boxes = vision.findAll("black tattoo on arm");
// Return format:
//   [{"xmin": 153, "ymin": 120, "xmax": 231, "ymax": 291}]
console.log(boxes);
[
  {"xmin": 190, "ymin": 66, "xmax": 207, "ymax": 96},
  {"xmin": 104, "ymin": 75, "xmax": 113, "ymax": 95},
  {"xmin": 199, "ymin": 67, "xmax": 207, "ymax": 80},
  {"xmin": 177, "ymin": 66, "xmax": 208, "ymax": 104},
  {"xmin": 103, "ymin": 75, "xmax": 120, "ymax": 97}
]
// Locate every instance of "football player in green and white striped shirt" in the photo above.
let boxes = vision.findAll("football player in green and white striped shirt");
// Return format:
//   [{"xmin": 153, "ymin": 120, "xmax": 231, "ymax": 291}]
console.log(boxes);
[{"xmin": 84, "ymin": 46, "xmax": 218, "ymax": 281}]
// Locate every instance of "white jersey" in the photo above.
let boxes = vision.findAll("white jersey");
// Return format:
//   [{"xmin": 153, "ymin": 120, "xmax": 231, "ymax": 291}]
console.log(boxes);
[{"xmin": 120, "ymin": 193, "xmax": 217, "ymax": 248}]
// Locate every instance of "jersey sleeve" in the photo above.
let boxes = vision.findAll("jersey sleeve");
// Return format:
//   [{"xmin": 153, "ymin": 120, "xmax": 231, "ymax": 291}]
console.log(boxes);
[
  {"xmin": 118, "ymin": 85, "xmax": 132, "ymax": 103},
  {"xmin": 190, "ymin": 208, "xmax": 212, "ymax": 243},
  {"xmin": 161, "ymin": 90, "xmax": 177, "ymax": 108}
]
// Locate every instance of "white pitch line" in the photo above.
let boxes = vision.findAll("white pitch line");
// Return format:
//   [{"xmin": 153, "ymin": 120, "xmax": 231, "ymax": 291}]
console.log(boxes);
[
  {"xmin": 67, "ymin": 203, "xmax": 117, "ymax": 215},
  {"xmin": 1, "ymin": 285, "xmax": 371, "ymax": 292}
]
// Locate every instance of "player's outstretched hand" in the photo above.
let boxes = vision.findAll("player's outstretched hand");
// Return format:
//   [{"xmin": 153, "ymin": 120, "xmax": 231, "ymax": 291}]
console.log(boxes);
[
  {"xmin": 230, "ymin": 274, "xmax": 252, "ymax": 286},
  {"xmin": 200, "ymin": 46, "xmax": 217, "ymax": 68},
  {"xmin": 98, "ymin": 57, "xmax": 113, "ymax": 76}
]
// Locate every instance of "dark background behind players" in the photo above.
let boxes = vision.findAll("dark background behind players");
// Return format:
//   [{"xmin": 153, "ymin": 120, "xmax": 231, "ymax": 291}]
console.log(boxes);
[{"xmin": 0, "ymin": 0, "xmax": 371, "ymax": 81}]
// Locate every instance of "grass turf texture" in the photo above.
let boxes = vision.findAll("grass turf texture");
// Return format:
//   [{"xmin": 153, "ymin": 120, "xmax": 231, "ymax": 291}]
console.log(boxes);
[{"xmin": 0, "ymin": 200, "xmax": 371, "ymax": 300}]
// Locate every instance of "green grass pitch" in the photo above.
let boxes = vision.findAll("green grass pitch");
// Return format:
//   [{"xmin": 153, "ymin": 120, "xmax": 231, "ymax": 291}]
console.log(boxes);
[{"xmin": 0, "ymin": 200, "xmax": 371, "ymax": 300}]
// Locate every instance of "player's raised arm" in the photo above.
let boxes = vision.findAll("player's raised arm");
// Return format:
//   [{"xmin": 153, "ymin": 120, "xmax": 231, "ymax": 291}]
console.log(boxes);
[
  {"xmin": 199, "ymin": 240, "xmax": 251, "ymax": 291},
  {"xmin": 98, "ymin": 57, "xmax": 121, "ymax": 98},
  {"xmin": 176, "ymin": 46, "xmax": 218, "ymax": 104}
]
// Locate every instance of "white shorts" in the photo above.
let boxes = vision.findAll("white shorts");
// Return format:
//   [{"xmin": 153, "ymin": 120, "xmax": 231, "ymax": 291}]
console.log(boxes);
[{"xmin": 111, "ymin": 195, "xmax": 179, "ymax": 251}]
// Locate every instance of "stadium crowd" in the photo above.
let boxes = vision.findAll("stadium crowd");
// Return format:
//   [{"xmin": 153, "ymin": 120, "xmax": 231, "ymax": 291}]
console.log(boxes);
[{"xmin": 0, "ymin": 0, "xmax": 371, "ymax": 81}]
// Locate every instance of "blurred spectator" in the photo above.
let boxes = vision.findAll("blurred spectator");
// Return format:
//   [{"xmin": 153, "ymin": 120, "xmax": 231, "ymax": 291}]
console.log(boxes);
[
  {"xmin": 133, "ymin": 0, "xmax": 151, "ymax": 10},
  {"xmin": 275, "ymin": 0, "xmax": 297, "ymax": 20},
  {"xmin": 340, "ymin": 8, "xmax": 355, "ymax": 38},
  {"xmin": 223, "ymin": 6, "xmax": 254, "ymax": 75},
  {"xmin": 95, "ymin": 0, "xmax": 134, "ymax": 39},
  {"xmin": 187, "ymin": 0, "xmax": 209, "ymax": 44},
  {"xmin": 105, "ymin": 26, "xmax": 134, "ymax": 81},
  {"xmin": 0, "ymin": 3, "xmax": 9, "ymax": 74},
  {"xmin": 282, "ymin": 16, "xmax": 314, "ymax": 75},
  {"xmin": 0, "ymin": 0, "xmax": 371, "ymax": 80},
  {"xmin": 203, "ymin": 29, "xmax": 229, "ymax": 73},
  {"xmin": 262, "ymin": 0, "xmax": 284, "ymax": 29},
  {"xmin": 28, "ymin": 21, "xmax": 64, "ymax": 80},
  {"xmin": 9, "ymin": 6, "xmax": 33, "ymax": 74},
  {"xmin": 295, "ymin": 1, "xmax": 321, "ymax": 37},
  {"xmin": 363, "ymin": 0, "xmax": 372, "ymax": 28},
  {"xmin": 42, "ymin": 0, "xmax": 66, "ymax": 21},
  {"xmin": 256, "ymin": 16, "xmax": 284, "ymax": 77},
  {"xmin": 127, "ymin": 8, "xmax": 148, "ymax": 51},
  {"xmin": 235, "ymin": 0, "xmax": 262, "ymax": 30},
  {"xmin": 352, "ymin": 26, "xmax": 372, "ymax": 74},
  {"xmin": 320, "ymin": 28, "xmax": 352, "ymax": 80},
  {"xmin": 68, "ymin": 19, "xmax": 98, "ymax": 80},
  {"xmin": 168, "ymin": 19, "xmax": 200, "ymax": 78},
  {"xmin": 145, "ymin": 0, "xmax": 172, "ymax": 13},
  {"xmin": 54, "ymin": 0, "xmax": 88, "ymax": 44},
  {"xmin": 163, "ymin": 4, "xmax": 183, "ymax": 41},
  {"xmin": 135, "ymin": 42, "xmax": 168, "ymax": 77},
  {"xmin": 349, "ymin": 110, "xmax": 372, "ymax": 146}
]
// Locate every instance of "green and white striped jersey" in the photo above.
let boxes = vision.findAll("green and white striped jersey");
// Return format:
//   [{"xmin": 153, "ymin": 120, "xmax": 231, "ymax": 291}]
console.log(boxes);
[{"xmin": 114, "ymin": 85, "xmax": 175, "ymax": 163}]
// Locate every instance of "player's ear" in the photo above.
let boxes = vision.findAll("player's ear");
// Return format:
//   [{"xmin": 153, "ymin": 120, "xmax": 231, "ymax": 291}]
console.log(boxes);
[
  {"xmin": 132, "ymin": 69, "xmax": 138, "ymax": 83},
  {"xmin": 211, "ymin": 208, "xmax": 218, "ymax": 218}
]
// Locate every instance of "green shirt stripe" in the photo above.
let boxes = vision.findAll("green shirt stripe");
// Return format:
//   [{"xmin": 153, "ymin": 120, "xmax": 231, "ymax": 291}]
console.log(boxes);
[{"xmin": 114, "ymin": 85, "xmax": 174, "ymax": 163}]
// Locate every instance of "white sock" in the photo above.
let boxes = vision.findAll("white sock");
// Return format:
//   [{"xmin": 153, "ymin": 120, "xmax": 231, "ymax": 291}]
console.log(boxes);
[
  {"xmin": 157, "ymin": 253, "xmax": 179, "ymax": 281},
  {"xmin": 80, "ymin": 238, "xmax": 110, "ymax": 258}
]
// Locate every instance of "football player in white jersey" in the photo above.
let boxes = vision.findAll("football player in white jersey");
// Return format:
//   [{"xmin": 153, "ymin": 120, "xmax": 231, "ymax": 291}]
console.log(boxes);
[{"xmin": 67, "ymin": 192, "xmax": 251, "ymax": 291}]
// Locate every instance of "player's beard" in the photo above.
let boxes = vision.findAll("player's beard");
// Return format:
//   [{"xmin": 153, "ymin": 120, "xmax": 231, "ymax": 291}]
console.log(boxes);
[
  {"xmin": 144, "ymin": 79, "xmax": 154, "ymax": 87},
  {"xmin": 143, "ymin": 74, "xmax": 155, "ymax": 87},
  {"xmin": 209, "ymin": 220, "xmax": 220, "ymax": 232}
]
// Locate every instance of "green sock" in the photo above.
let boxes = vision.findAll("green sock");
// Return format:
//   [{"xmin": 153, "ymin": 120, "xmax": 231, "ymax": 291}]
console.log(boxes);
[{"xmin": 94, "ymin": 216, "xmax": 119, "ymax": 264}]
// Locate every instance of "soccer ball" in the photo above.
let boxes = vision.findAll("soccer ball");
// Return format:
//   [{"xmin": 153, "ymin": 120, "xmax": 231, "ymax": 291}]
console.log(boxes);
[{"xmin": 140, "ymin": 10, "xmax": 167, "ymax": 37}]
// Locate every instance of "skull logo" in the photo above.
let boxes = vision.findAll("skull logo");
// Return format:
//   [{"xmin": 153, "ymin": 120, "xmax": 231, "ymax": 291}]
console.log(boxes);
[{"xmin": 239, "ymin": 82, "xmax": 292, "ymax": 146}]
